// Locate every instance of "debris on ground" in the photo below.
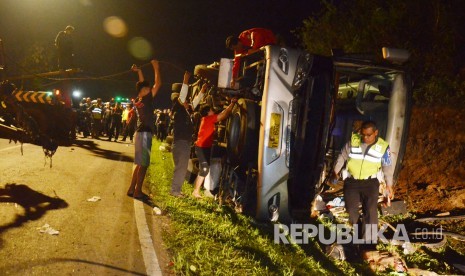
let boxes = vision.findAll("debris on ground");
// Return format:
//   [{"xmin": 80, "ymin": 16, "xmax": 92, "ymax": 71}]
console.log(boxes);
[
  {"xmin": 86, "ymin": 196, "xmax": 101, "ymax": 202},
  {"xmin": 38, "ymin": 224, "xmax": 59, "ymax": 235},
  {"xmin": 158, "ymin": 143, "xmax": 172, "ymax": 153},
  {"xmin": 153, "ymin": 207, "xmax": 162, "ymax": 215}
]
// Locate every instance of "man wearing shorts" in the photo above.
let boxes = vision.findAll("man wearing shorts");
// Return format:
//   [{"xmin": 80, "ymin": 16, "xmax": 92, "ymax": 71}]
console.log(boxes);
[{"xmin": 127, "ymin": 60, "xmax": 162, "ymax": 199}]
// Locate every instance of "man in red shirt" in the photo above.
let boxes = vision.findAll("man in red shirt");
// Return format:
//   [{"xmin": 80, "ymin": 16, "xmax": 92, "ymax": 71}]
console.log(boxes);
[
  {"xmin": 192, "ymin": 97, "xmax": 238, "ymax": 198},
  {"xmin": 225, "ymin": 28, "xmax": 276, "ymax": 87}
]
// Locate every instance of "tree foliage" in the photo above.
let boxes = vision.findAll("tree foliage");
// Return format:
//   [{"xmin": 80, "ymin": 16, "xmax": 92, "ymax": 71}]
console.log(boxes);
[
  {"xmin": 297, "ymin": 0, "xmax": 465, "ymax": 105},
  {"xmin": 12, "ymin": 42, "xmax": 56, "ymax": 90}
]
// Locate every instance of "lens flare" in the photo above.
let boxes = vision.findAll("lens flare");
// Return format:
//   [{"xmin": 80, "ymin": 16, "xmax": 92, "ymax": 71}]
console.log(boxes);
[
  {"xmin": 128, "ymin": 37, "xmax": 153, "ymax": 60},
  {"xmin": 103, "ymin": 16, "xmax": 128, "ymax": 38}
]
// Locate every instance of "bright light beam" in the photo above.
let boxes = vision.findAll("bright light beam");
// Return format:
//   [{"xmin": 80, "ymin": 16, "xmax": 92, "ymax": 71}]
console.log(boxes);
[{"xmin": 72, "ymin": 90, "xmax": 82, "ymax": 98}]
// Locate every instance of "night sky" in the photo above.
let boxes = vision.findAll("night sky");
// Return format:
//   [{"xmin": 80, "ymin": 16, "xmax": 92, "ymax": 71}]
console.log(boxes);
[{"xmin": 0, "ymin": 0, "xmax": 319, "ymax": 108}]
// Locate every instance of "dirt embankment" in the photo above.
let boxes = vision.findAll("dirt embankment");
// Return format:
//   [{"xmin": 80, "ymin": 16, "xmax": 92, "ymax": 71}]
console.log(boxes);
[{"xmin": 396, "ymin": 106, "xmax": 465, "ymax": 214}]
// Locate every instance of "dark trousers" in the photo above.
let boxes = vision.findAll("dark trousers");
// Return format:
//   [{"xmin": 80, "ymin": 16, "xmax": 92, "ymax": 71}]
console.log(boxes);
[
  {"xmin": 109, "ymin": 120, "xmax": 122, "ymax": 140},
  {"xmin": 91, "ymin": 119, "xmax": 102, "ymax": 138},
  {"xmin": 122, "ymin": 123, "xmax": 135, "ymax": 141},
  {"xmin": 171, "ymin": 139, "xmax": 191, "ymax": 194},
  {"xmin": 121, "ymin": 121, "xmax": 127, "ymax": 137},
  {"xmin": 195, "ymin": 146, "xmax": 211, "ymax": 177},
  {"xmin": 343, "ymin": 177, "xmax": 379, "ymax": 243}
]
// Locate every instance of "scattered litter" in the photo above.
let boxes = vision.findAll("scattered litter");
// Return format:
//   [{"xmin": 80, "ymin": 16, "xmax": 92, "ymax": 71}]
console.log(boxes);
[
  {"xmin": 38, "ymin": 224, "xmax": 59, "ymax": 235},
  {"xmin": 436, "ymin": 212, "xmax": 450, "ymax": 217},
  {"xmin": 189, "ymin": 265, "xmax": 197, "ymax": 272},
  {"xmin": 329, "ymin": 206, "xmax": 346, "ymax": 216},
  {"xmin": 153, "ymin": 207, "xmax": 162, "ymax": 215},
  {"xmin": 327, "ymin": 197, "xmax": 345, "ymax": 207},
  {"xmin": 313, "ymin": 195, "xmax": 327, "ymax": 211},
  {"xmin": 87, "ymin": 196, "xmax": 101, "ymax": 202},
  {"xmin": 394, "ymin": 258, "xmax": 408, "ymax": 273},
  {"xmin": 402, "ymin": 242, "xmax": 416, "ymax": 254},
  {"xmin": 159, "ymin": 143, "xmax": 172, "ymax": 152},
  {"xmin": 325, "ymin": 243, "xmax": 346, "ymax": 260}
]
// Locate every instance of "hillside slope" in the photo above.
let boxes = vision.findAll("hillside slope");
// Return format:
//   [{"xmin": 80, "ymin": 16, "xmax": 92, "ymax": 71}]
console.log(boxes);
[{"xmin": 396, "ymin": 106, "xmax": 465, "ymax": 214}]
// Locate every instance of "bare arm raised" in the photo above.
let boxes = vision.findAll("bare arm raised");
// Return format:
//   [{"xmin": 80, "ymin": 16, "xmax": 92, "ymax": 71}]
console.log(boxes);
[
  {"xmin": 151, "ymin": 60, "xmax": 162, "ymax": 97},
  {"xmin": 192, "ymin": 83, "xmax": 207, "ymax": 109},
  {"xmin": 179, "ymin": 71, "xmax": 191, "ymax": 104},
  {"xmin": 131, "ymin": 64, "xmax": 144, "ymax": 82},
  {"xmin": 217, "ymin": 97, "xmax": 238, "ymax": 122}
]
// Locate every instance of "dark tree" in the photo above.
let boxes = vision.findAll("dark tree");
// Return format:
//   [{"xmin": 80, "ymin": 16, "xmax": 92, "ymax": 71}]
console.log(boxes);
[{"xmin": 297, "ymin": 0, "xmax": 465, "ymax": 105}]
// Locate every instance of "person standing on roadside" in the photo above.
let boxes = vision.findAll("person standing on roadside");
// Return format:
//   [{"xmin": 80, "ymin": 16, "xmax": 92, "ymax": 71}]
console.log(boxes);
[
  {"xmin": 102, "ymin": 102, "xmax": 112, "ymax": 137},
  {"xmin": 121, "ymin": 102, "xmax": 135, "ymax": 142},
  {"xmin": 127, "ymin": 60, "xmax": 162, "ymax": 200},
  {"xmin": 169, "ymin": 71, "xmax": 194, "ymax": 197},
  {"xmin": 120, "ymin": 103, "xmax": 130, "ymax": 140},
  {"xmin": 155, "ymin": 109, "xmax": 167, "ymax": 141},
  {"xmin": 108, "ymin": 102, "xmax": 123, "ymax": 141},
  {"xmin": 192, "ymin": 97, "xmax": 237, "ymax": 198},
  {"xmin": 88, "ymin": 98, "xmax": 104, "ymax": 139},
  {"xmin": 332, "ymin": 120, "xmax": 394, "ymax": 250}
]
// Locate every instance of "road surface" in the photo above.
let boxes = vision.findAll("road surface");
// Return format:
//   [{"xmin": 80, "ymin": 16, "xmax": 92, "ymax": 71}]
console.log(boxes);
[{"xmin": 0, "ymin": 137, "xmax": 171, "ymax": 275}]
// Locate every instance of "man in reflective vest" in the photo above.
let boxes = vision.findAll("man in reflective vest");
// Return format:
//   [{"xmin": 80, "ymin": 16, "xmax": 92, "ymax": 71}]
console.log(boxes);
[{"xmin": 332, "ymin": 120, "xmax": 394, "ymax": 249}]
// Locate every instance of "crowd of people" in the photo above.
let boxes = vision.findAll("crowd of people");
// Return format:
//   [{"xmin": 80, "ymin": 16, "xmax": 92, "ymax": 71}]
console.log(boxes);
[
  {"xmin": 70, "ymin": 27, "xmax": 280, "ymax": 200},
  {"xmin": 71, "ymin": 27, "xmax": 282, "ymax": 202},
  {"xmin": 122, "ymin": 27, "xmax": 278, "ymax": 199},
  {"xmin": 75, "ymin": 97, "xmax": 172, "ymax": 143}
]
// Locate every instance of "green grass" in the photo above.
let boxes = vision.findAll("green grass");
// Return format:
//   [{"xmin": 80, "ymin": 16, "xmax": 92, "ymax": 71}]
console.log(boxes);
[
  {"xmin": 146, "ymin": 140, "xmax": 340, "ymax": 275},
  {"xmin": 145, "ymin": 139, "xmax": 464, "ymax": 275}
]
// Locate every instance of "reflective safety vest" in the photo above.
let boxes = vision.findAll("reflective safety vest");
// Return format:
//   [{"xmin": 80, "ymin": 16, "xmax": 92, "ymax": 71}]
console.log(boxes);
[
  {"xmin": 91, "ymin": 107, "xmax": 103, "ymax": 119},
  {"xmin": 346, "ymin": 135, "xmax": 388, "ymax": 180}
]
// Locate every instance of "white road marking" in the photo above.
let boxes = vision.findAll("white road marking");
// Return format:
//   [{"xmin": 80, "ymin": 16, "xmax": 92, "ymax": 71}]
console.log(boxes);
[
  {"xmin": 0, "ymin": 144, "xmax": 23, "ymax": 152},
  {"xmin": 133, "ymin": 199, "xmax": 163, "ymax": 276}
]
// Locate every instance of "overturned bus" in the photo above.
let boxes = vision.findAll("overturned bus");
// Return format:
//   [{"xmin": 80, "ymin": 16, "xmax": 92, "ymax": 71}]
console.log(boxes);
[{"xmin": 180, "ymin": 45, "xmax": 411, "ymax": 223}]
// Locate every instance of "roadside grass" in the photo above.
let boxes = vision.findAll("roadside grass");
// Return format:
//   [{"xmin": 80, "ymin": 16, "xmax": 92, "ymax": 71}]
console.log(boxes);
[
  {"xmin": 145, "ymin": 140, "xmax": 356, "ymax": 275},
  {"xmin": 145, "ymin": 139, "xmax": 463, "ymax": 275}
]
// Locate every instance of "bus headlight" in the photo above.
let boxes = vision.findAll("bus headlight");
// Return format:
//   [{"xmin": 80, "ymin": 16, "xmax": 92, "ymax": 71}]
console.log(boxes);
[{"xmin": 292, "ymin": 53, "xmax": 312, "ymax": 92}]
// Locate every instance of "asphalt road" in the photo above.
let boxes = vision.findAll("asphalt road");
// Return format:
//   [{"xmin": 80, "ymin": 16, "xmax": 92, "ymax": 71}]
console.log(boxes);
[{"xmin": 0, "ymin": 137, "xmax": 170, "ymax": 275}]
